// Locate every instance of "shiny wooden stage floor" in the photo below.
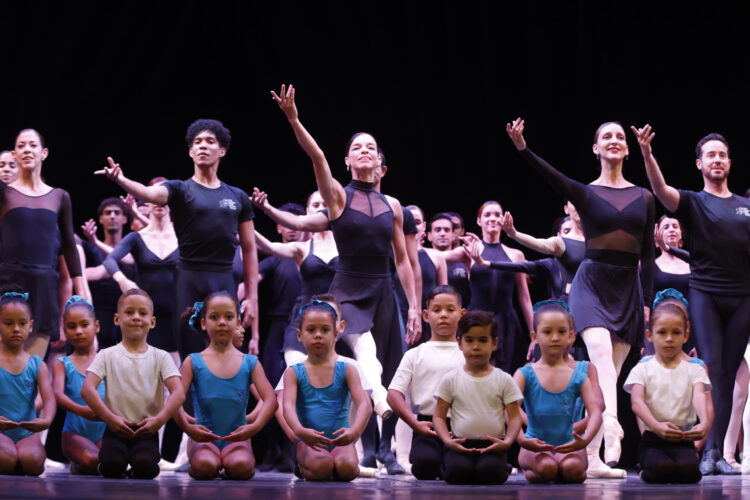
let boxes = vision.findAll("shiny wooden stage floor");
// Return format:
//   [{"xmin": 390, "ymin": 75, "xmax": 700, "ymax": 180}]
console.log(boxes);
[{"xmin": 2, "ymin": 470, "xmax": 748, "ymax": 499}]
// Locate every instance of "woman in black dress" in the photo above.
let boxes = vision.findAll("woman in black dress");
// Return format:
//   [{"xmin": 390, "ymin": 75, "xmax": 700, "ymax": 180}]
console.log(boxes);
[{"xmin": 507, "ymin": 119, "xmax": 654, "ymax": 478}]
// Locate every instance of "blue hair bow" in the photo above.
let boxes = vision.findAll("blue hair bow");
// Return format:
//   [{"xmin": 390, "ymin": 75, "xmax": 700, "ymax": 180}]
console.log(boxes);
[
  {"xmin": 188, "ymin": 301, "xmax": 204, "ymax": 332},
  {"xmin": 298, "ymin": 300, "xmax": 338, "ymax": 322},
  {"xmin": 532, "ymin": 299, "xmax": 570, "ymax": 314},
  {"xmin": 64, "ymin": 295, "xmax": 94, "ymax": 311},
  {"xmin": 1, "ymin": 292, "xmax": 29, "ymax": 301},
  {"xmin": 653, "ymin": 288, "xmax": 688, "ymax": 309}
]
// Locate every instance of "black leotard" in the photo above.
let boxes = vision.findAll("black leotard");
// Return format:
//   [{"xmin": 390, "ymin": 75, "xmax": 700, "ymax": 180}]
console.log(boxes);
[
  {"xmin": 282, "ymin": 238, "xmax": 339, "ymax": 354},
  {"xmin": 102, "ymin": 232, "xmax": 179, "ymax": 351},
  {"xmin": 0, "ymin": 184, "xmax": 82, "ymax": 338},
  {"xmin": 468, "ymin": 242, "xmax": 526, "ymax": 371},
  {"xmin": 447, "ymin": 261, "xmax": 471, "ymax": 308},
  {"xmin": 519, "ymin": 148, "xmax": 655, "ymax": 345},
  {"xmin": 328, "ymin": 180, "xmax": 403, "ymax": 385}
]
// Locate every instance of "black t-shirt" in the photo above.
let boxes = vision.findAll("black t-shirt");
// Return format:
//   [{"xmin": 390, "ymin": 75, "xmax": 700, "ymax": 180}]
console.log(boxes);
[
  {"xmin": 81, "ymin": 239, "xmax": 138, "ymax": 310},
  {"xmin": 258, "ymin": 255, "xmax": 302, "ymax": 318},
  {"xmin": 164, "ymin": 179, "xmax": 254, "ymax": 272},
  {"xmin": 674, "ymin": 189, "xmax": 750, "ymax": 295}
]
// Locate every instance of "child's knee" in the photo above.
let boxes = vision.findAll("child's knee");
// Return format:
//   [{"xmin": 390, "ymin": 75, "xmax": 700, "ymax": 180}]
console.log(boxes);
[
  {"xmin": 674, "ymin": 461, "xmax": 701, "ymax": 483},
  {"xmin": 443, "ymin": 461, "xmax": 474, "ymax": 484},
  {"xmin": 333, "ymin": 455, "xmax": 358, "ymax": 482},
  {"xmin": 0, "ymin": 445, "xmax": 17, "ymax": 475},
  {"xmin": 223, "ymin": 455, "xmax": 255, "ymax": 481},
  {"xmin": 76, "ymin": 449, "xmax": 100, "ymax": 475},
  {"xmin": 560, "ymin": 458, "xmax": 586, "ymax": 483},
  {"xmin": 130, "ymin": 454, "xmax": 160, "ymax": 479},
  {"xmin": 302, "ymin": 455, "xmax": 334, "ymax": 481},
  {"xmin": 533, "ymin": 455, "xmax": 558, "ymax": 482},
  {"xmin": 17, "ymin": 445, "xmax": 45, "ymax": 476},
  {"xmin": 189, "ymin": 455, "xmax": 221, "ymax": 480},
  {"xmin": 641, "ymin": 460, "xmax": 674, "ymax": 483}
]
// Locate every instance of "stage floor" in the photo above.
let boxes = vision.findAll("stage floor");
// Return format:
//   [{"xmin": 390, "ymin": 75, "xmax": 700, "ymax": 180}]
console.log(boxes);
[{"xmin": 3, "ymin": 469, "xmax": 747, "ymax": 499}]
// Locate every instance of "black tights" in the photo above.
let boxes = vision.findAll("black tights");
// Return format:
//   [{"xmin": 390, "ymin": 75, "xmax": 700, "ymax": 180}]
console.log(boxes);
[
  {"xmin": 639, "ymin": 432, "xmax": 701, "ymax": 483},
  {"xmin": 688, "ymin": 288, "xmax": 750, "ymax": 450},
  {"xmin": 99, "ymin": 428, "xmax": 160, "ymax": 479},
  {"xmin": 408, "ymin": 414, "xmax": 446, "ymax": 480},
  {"xmin": 443, "ymin": 440, "xmax": 508, "ymax": 485}
]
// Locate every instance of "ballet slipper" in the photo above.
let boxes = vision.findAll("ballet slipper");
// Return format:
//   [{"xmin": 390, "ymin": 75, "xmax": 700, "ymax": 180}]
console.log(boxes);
[
  {"xmin": 586, "ymin": 452, "xmax": 627, "ymax": 479},
  {"xmin": 602, "ymin": 415, "xmax": 624, "ymax": 466}
]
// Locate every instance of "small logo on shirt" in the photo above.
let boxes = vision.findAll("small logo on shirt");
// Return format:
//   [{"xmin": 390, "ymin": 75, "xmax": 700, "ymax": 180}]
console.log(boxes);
[
  {"xmin": 219, "ymin": 198, "xmax": 238, "ymax": 211},
  {"xmin": 736, "ymin": 207, "xmax": 750, "ymax": 218}
]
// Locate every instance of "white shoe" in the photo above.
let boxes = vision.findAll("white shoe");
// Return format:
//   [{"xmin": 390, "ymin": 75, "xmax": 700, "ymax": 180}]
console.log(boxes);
[
  {"xmin": 373, "ymin": 400, "xmax": 393, "ymax": 420},
  {"xmin": 44, "ymin": 459, "xmax": 67, "ymax": 471},
  {"xmin": 158, "ymin": 459, "xmax": 178, "ymax": 471},
  {"xmin": 741, "ymin": 456, "xmax": 750, "ymax": 474},
  {"xmin": 587, "ymin": 453, "xmax": 626, "ymax": 479},
  {"xmin": 602, "ymin": 415, "xmax": 624, "ymax": 466},
  {"xmin": 358, "ymin": 465, "xmax": 380, "ymax": 478}
]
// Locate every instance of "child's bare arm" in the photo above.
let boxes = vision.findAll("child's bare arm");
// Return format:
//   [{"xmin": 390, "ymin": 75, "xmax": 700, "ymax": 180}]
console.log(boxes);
[
  {"xmin": 330, "ymin": 364, "xmax": 372, "ymax": 446},
  {"xmin": 282, "ymin": 367, "xmax": 330, "ymax": 450},
  {"xmin": 224, "ymin": 361, "xmax": 279, "ymax": 442},
  {"xmin": 51, "ymin": 359, "xmax": 97, "ymax": 420},
  {"xmin": 19, "ymin": 362, "xmax": 57, "ymax": 432}
]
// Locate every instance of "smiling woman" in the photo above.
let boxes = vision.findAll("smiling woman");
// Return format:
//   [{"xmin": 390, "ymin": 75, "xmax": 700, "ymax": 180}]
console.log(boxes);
[{"xmin": 0, "ymin": 129, "xmax": 89, "ymax": 357}]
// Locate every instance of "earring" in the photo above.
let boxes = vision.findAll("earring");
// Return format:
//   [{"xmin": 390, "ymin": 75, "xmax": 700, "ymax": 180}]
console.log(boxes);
[
  {"xmin": 596, "ymin": 154, "xmax": 600, "ymax": 160},
  {"xmin": 625, "ymin": 154, "xmax": 629, "ymax": 161},
  {"xmin": 346, "ymin": 164, "xmax": 350, "ymax": 172}
]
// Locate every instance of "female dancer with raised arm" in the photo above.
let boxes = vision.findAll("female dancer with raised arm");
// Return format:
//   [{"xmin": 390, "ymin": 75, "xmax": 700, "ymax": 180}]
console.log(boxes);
[
  {"xmin": 0, "ymin": 129, "xmax": 90, "ymax": 357},
  {"xmin": 632, "ymin": 124, "xmax": 749, "ymax": 475},
  {"xmin": 269, "ymin": 84, "xmax": 419, "ymax": 420},
  {"xmin": 508, "ymin": 119, "xmax": 655, "ymax": 478},
  {"xmin": 252, "ymin": 190, "xmax": 338, "ymax": 366}
]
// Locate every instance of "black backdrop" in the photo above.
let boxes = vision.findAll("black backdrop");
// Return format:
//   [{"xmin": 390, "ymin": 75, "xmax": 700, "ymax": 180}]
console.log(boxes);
[{"xmin": 3, "ymin": 1, "xmax": 749, "ymax": 244}]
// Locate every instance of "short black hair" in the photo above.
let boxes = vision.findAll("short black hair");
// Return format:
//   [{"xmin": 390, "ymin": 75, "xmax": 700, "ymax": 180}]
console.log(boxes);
[
  {"xmin": 15, "ymin": 128, "xmax": 46, "ymax": 149},
  {"xmin": 117, "ymin": 288, "xmax": 153, "ymax": 311},
  {"xmin": 186, "ymin": 119, "xmax": 232, "ymax": 150},
  {"xmin": 279, "ymin": 202, "xmax": 305, "ymax": 216},
  {"xmin": 426, "ymin": 285, "xmax": 462, "ymax": 308},
  {"xmin": 445, "ymin": 211, "xmax": 464, "ymax": 229},
  {"xmin": 97, "ymin": 197, "xmax": 132, "ymax": 225},
  {"xmin": 429, "ymin": 212, "xmax": 456, "ymax": 231},
  {"xmin": 695, "ymin": 133, "xmax": 730, "ymax": 159},
  {"xmin": 533, "ymin": 301, "xmax": 573, "ymax": 330},
  {"xmin": 457, "ymin": 310, "xmax": 497, "ymax": 340}
]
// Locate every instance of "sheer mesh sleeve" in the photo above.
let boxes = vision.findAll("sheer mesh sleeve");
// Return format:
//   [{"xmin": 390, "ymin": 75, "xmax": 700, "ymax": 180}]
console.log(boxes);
[
  {"xmin": 103, "ymin": 232, "xmax": 138, "ymax": 277},
  {"xmin": 59, "ymin": 190, "xmax": 82, "ymax": 277},
  {"xmin": 640, "ymin": 191, "xmax": 656, "ymax": 306},
  {"xmin": 518, "ymin": 148, "xmax": 587, "ymax": 206}
]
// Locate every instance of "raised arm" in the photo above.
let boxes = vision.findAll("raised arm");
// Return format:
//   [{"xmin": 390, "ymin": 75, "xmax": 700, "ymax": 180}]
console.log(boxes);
[
  {"xmin": 102, "ymin": 233, "xmax": 140, "ymax": 294},
  {"xmin": 252, "ymin": 188, "xmax": 329, "ymax": 232},
  {"xmin": 500, "ymin": 212, "xmax": 566, "ymax": 257},
  {"xmin": 271, "ymin": 85, "xmax": 346, "ymax": 218},
  {"xmin": 253, "ymin": 230, "xmax": 305, "ymax": 264},
  {"xmin": 631, "ymin": 125, "xmax": 680, "ymax": 212},
  {"xmin": 506, "ymin": 118, "xmax": 587, "ymax": 206},
  {"xmin": 94, "ymin": 157, "xmax": 169, "ymax": 205}
]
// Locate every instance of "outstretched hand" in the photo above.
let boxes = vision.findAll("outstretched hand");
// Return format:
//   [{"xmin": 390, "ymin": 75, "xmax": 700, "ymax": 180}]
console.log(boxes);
[
  {"xmin": 94, "ymin": 157, "xmax": 124, "ymax": 183},
  {"xmin": 81, "ymin": 219, "xmax": 98, "ymax": 242},
  {"xmin": 271, "ymin": 84, "xmax": 298, "ymax": 121},
  {"xmin": 500, "ymin": 212, "xmax": 516, "ymax": 236},
  {"xmin": 251, "ymin": 187, "xmax": 270, "ymax": 212},
  {"xmin": 631, "ymin": 125, "xmax": 655, "ymax": 155},
  {"xmin": 465, "ymin": 239, "xmax": 488, "ymax": 267},
  {"xmin": 653, "ymin": 224, "xmax": 668, "ymax": 252},
  {"xmin": 506, "ymin": 118, "xmax": 527, "ymax": 150}
]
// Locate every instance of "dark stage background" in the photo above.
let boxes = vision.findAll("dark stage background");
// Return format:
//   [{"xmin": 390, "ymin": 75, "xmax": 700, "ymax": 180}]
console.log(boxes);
[{"xmin": 3, "ymin": 2, "xmax": 749, "ymax": 242}]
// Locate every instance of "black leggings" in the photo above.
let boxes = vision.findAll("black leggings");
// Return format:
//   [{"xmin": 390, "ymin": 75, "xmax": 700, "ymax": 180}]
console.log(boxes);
[
  {"xmin": 175, "ymin": 267, "xmax": 237, "ymax": 359},
  {"xmin": 443, "ymin": 440, "xmax": 508, "ymax": 485},
  {"xmin": 688, "ymin": 288, "xmax": 750, "ymax": 450},
  {"xmin": 99, "ymin": 428, "xmax": 160, "ymax": 479},
  {"xmin": 409, "ymin": 414, "xmax": 446, "ymax": 480},
  {"xmin": 639, "ymin": 432, "xmax": 701, "ymax": 483}
]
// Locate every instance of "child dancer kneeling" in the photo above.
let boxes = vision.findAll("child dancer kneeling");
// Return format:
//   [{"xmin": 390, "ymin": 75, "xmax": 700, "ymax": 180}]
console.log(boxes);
[
  {"xmin": 177, "ymin": 291, "xmax": 278, "ymax": 480},
  {"xmin": 51, "ymin": 296, "xmax": 107, "ymax": 474},
  {"xmin": 433, "ymin": 311, "xmax": 523, "ymax": 485},
  {"xmin": 282, "ymin": 300, "xmax": 372, "ymax": 481},
  {"xmin": 82, "ymin": 289, "xmax": 184, "ymax": 479},
  {"xmin": 514, "ymin": 301, "xmax": 602, "ymax": 483},
  {"xmin": 0, "ymin": 289, "xmax": 56, "ymax": 476},
  {"xmin": 625, "ymin": 295, "xmax": 710, "ymax": 483},
  {"xmin": 388, "ymin": 285, "xmax": 466, "ymax": 480}
]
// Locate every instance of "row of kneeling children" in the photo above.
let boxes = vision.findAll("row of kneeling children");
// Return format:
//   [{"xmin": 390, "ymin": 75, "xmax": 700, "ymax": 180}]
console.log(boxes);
[{"xmin": 0, "ymin": 284, "xmax": 710, "ymax": 484}]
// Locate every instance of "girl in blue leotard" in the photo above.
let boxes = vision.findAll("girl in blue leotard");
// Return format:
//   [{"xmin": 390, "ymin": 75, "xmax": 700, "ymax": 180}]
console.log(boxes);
[
  {"xmin": 514, "ymin": 301, "xmax": 603, "ymax": 483},
  {"xmin": 51, "ymin": 296, "xmax": 106, "ymax": 474},
  {"xmin": 0, "ymin": 288, "xmax": 56, "ymax": 476},
  {"xmin": 176, "ymin": 291, "xmax": 278, "ymax": 480},
  {"xmin": 282, "ymin": 300, "xmax": 372, "ymax": 482}
]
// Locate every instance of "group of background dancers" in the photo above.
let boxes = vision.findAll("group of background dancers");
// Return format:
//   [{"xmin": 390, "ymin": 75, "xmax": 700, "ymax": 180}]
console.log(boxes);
[{"xmin": 0, "ymin": 83, "xmax": 748, "ymax": 485}]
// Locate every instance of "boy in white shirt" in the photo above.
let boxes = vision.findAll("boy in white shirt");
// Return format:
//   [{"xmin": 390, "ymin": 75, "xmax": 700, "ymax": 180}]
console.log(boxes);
[
  {"xmin": 387, "ymin": 285, "xmax": 466, "ymax": 480},
  {"xmin": 82, "ymin": 289, "xmax": 183, "ymax": 478},
  {"xmin": 433, "ymin": 310, "xmax": 523, "ymax": 485}
]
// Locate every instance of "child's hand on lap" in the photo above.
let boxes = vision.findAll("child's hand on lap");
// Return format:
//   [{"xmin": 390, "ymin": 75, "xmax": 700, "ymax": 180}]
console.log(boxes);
[
  {"xmin": 185, "ymin": 424, "xmax": 221, "ymax": 443},
  {"xmin": 0, "ymin": 416, "xmax": 19, "ymax": 431},
  {"xmin": 133, "ymin": 416, "xmax": 163, "ymax": 438},
  {"xmin": 415, "ymin": 420, "xmax": 437, "ymax": 437},
  {"xmin": 553, "ymin": 433, "xmax": 587, "ymax": 453},
  {"xmin": 18, "ymin": 418, "xmax": 49, "ymax": 433},
  {"xmin": 446, "ymin": 436, "xmax": 477, "ymax": 453},
  {"xmin": 522, "ymin": 437, "xmax": 554, "ymax": 452},
  {"xmin": 329, "ymin": 427, "xmax": 357, "ymax": 446},
  {"xmin": 682, "ymin": 422, "xmax": 707, "ymax": 441},
  {"xmin": 652, "ymin": 421, "xmax": 684, "ymax": 442},
  {"xmin": 223, "ymin": 423, "xmax": 261, "ymax": 442},
  {"xmin": 478, "ymin": 435, "xmax": 511, "ymax": 454},
  {"xmin": 107, "ymin": 415, "xmax": 136, "ymax": 438},
  {"xmin": 298, "ymin": 427, "xmax": 332, "ymax": 451}
]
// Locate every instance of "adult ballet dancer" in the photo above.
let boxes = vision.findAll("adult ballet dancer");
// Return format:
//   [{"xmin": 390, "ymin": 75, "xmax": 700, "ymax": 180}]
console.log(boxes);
[
  {"xmin": 633, "ymin": 124, "xmax": 749, "ymax": 475},
  {"xmin": 270, "ymin": 84, "xmax": 419, "ymax": 419},
  {"xmin": 95, "ymin": 119, "xmax": 259, "ymax": 358},
  {"xmin": 0, "ymin": 129, "xmax": 90, "ymax": 357},
  {"xmin": 508, "ymin": 119, "xmax": 654, "ymax": 478}
]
